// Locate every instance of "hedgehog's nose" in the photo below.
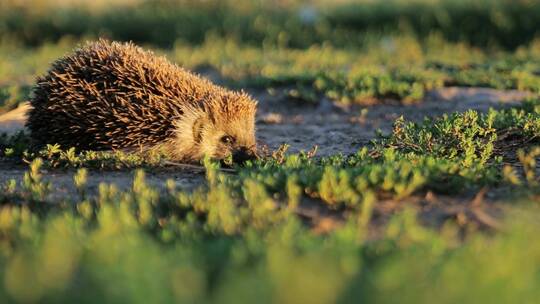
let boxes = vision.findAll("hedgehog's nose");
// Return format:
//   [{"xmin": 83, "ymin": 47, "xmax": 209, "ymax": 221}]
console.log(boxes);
[{"xmin": 232, "ymin": 147, "xmax": 257, "ymax": 164}]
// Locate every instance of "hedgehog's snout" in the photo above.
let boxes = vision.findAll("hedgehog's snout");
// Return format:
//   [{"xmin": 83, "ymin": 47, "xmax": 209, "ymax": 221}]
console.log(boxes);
[{"xmin": 232, "ymin": 146, "xmax": 258, "ymax": 164}]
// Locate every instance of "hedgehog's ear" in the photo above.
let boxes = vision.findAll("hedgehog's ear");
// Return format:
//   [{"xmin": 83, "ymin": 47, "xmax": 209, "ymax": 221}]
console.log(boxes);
[{"xmin": 192, "ymin": 115, "xmax": 208, "ymax": 143}]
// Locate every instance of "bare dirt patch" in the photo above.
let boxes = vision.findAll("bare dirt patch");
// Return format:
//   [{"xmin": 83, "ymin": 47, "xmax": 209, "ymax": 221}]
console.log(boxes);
[{"xmin": 255, "ymin": 87, "xmax": 529, "ymax": 155}]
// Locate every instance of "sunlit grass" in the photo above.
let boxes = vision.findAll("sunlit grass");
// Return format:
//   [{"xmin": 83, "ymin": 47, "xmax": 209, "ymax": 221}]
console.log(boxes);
[
  {"xmin": 0, "ymin": 151, "xmax": 538, "ymax": 302},
  {"xmin": 3, "ymin": 35, "xmax": 540, "ymax": 112}
]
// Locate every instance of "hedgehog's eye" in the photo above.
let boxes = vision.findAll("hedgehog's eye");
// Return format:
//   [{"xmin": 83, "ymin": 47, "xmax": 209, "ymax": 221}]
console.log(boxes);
[{"xmin": 220, "ymin": 135, "xmax": 235, "ymax": 145}]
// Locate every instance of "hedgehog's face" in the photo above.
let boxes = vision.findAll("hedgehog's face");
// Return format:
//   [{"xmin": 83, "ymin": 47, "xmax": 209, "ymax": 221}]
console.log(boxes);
[
  {"xmin": 172, "ymin": 93, "xmax": 258, "ymax": 163},
  {"xmin": 193, "ymin": 114, "xmax": 257, "ymax": 164}
]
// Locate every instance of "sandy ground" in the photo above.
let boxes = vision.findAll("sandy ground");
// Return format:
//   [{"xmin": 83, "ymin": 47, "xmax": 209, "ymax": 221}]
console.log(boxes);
[
  {"xmin": 0, "ymin": 87, "xmax": 530, "ymax": 209},
  {"xmin": 255, "ymin": 87, "xmax": 529, "ymax": 155}
]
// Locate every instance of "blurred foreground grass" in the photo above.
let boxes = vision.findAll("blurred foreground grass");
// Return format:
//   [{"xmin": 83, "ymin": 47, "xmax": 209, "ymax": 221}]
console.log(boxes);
[{"xmin": 1, "ymin": 172, "xmax": 539, "ymax": 303}]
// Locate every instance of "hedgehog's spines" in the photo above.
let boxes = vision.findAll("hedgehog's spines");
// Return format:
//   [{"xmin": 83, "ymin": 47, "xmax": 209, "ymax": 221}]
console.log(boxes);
[{"xmin": 26, "ymin": 39, "xmax": 257, "ymax": 160}]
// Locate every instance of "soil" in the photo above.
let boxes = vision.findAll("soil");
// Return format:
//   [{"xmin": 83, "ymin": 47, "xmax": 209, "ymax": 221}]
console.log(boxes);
[{"xmin": 255, "ymin": 87, "xmax": 529, "ymax": 155}]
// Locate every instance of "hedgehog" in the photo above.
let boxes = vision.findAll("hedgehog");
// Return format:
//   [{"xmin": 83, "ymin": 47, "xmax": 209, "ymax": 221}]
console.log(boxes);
[{"xmin": 26, "ymin": 39, "xmax": 258, "ymax": 163}]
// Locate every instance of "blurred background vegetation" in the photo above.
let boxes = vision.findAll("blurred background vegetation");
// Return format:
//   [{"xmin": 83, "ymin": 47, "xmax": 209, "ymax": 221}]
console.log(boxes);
[
  {"xmin": 2, "ymin": 0, "xmax": 540, "ymax": 111},
  {"xmin": 1, "ymin": 0, "xmax": 540, "ymax": 49}
]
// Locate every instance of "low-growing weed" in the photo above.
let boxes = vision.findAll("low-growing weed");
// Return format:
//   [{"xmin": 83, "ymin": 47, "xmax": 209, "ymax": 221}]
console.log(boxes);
[{"xmin": 0, "ymin": 150, "xmax": 538, "ymax": 303}]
